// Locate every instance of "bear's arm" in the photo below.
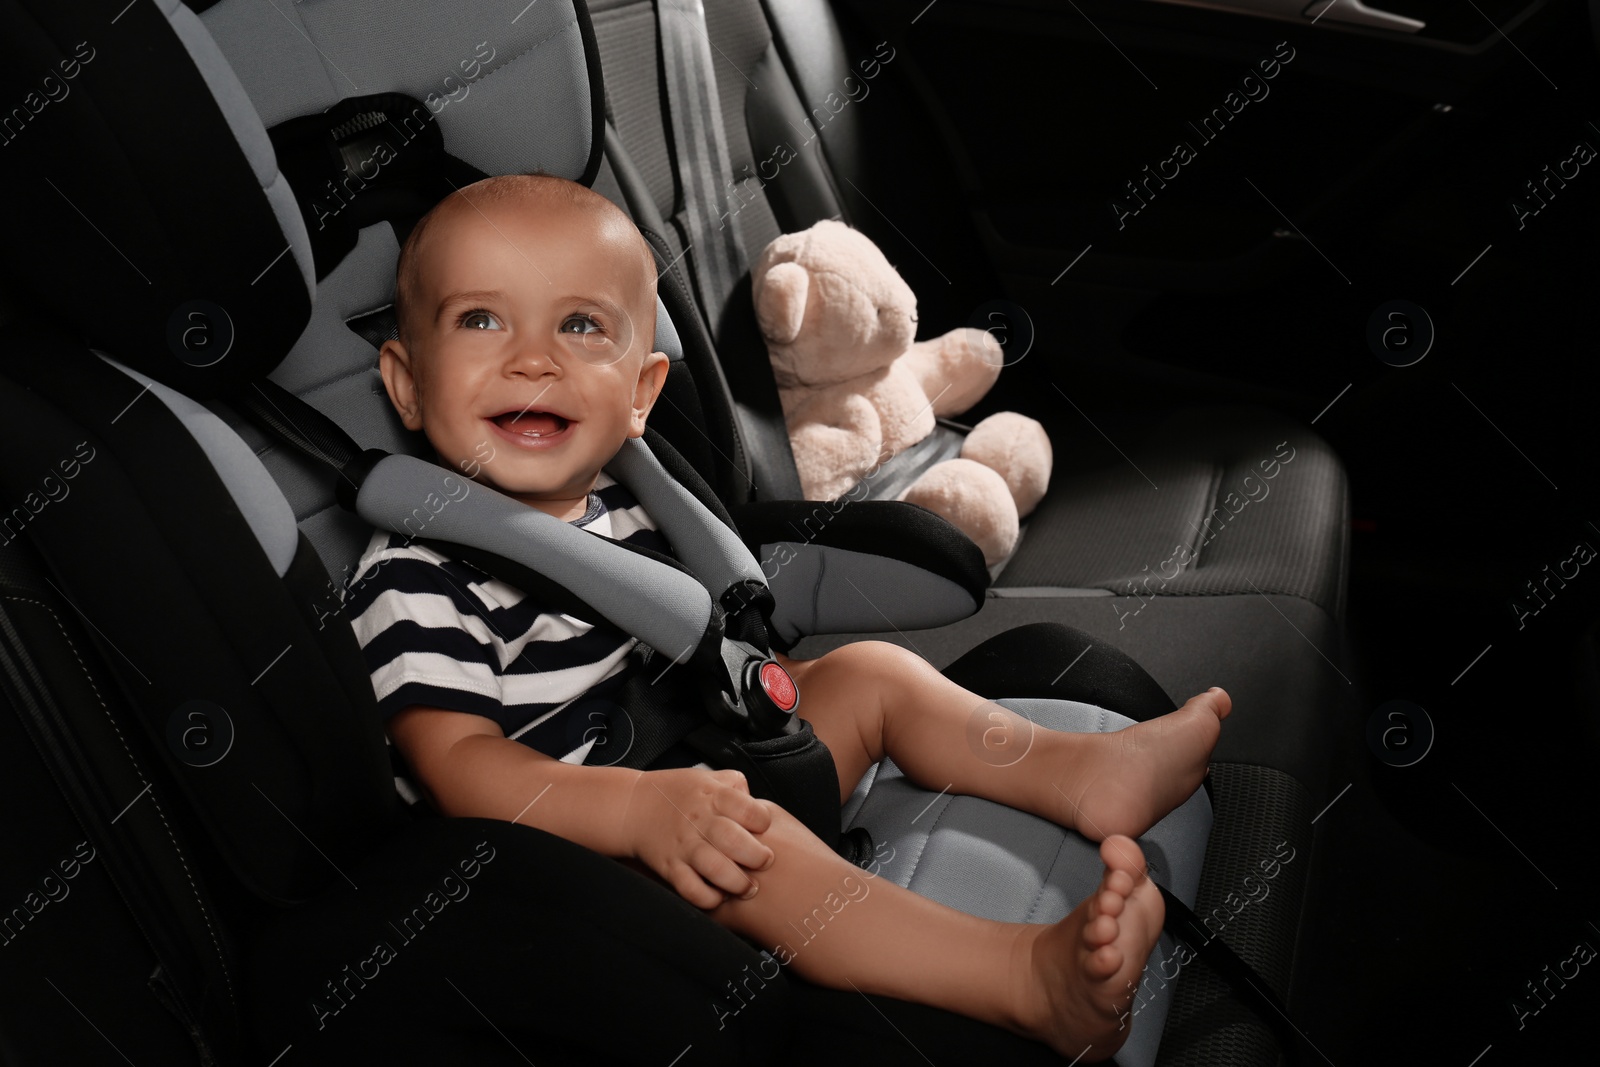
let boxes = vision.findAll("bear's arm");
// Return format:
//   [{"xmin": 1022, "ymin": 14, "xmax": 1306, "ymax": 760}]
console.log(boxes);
[
  {"xmin": 786, "ymin": 390, "xmax": 884, "ymax": 502},
  {"xmin": 901, "ymin": 328, "xmax": 1005, "ymax": 418}
]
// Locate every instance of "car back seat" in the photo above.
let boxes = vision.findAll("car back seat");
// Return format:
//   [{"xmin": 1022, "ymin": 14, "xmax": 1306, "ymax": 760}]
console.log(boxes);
[
  {"xmin": 586, "ymin": 0, "xmax": 1349, "ymax": 621},
  {"xmin": 581, "ymin": 3, "xmax": 1353, "ymax": 1064}
]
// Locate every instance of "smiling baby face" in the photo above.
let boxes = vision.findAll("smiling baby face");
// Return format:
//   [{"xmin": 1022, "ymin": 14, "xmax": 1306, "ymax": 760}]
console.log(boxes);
[{"xmin": 379, "ymin": 175, "xmax": 667, "ymax": 521}]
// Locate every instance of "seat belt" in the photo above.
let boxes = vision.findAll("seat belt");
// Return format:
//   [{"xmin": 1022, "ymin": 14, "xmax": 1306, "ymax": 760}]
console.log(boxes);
[
  {"xmin": 1159, "ymin": 886, "xmax": 1323, "ymax": 1065},
  {"xmin": 657, "ymin": 0, "xmax": 750, "ymax": 318}
]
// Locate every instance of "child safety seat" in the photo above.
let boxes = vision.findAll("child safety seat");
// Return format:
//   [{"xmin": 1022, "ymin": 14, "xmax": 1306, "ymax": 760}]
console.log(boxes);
[{"xmin": 0, "ymin": 2, "xmax": 1305, "ymax": 1065}]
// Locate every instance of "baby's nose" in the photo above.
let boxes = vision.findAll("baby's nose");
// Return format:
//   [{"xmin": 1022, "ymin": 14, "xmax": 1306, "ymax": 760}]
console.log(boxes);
[{"xmin": 508, "ymin": 342, "xmax": 559, "ymax": 374}]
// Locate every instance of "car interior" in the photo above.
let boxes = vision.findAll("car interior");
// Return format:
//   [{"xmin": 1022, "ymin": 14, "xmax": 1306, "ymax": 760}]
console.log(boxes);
[{"xmin": 1, "ymin": 0, "xmax": 1597, "ymax": 1064}]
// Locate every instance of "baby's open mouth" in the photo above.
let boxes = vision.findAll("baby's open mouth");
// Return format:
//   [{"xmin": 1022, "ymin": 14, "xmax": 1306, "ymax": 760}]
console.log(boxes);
[{"xmin": 490, "ymin": 410, "xmax": 571, "ymax": 438}]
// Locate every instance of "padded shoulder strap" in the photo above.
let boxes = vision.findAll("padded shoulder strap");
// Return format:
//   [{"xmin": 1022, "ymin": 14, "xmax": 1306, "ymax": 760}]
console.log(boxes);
[
  {"xmin": 354, "ymin": 452, "xmax": 714, "ymax": 664},
  {"xmin": 606, "ymin": 436, "xmax": 766, "ymax": 598},
  {"xmin": 352, "ymin": 439, "xmax": 767, "ymax": 666},
  {"xmin": 242, "ymin": 380, "xmax": 768, "ymax": 662}
]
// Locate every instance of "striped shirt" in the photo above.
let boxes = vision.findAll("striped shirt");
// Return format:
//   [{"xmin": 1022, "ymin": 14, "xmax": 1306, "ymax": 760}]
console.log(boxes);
[{"xmin": 344, "ymin": 472, "xmax": 672, "ymax": 764}]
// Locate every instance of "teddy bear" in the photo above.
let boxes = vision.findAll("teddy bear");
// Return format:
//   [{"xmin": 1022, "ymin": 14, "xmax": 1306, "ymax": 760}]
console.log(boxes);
[{"xmin": 751, "ymin": 219, "xmax": 1052, "ymax": 565}]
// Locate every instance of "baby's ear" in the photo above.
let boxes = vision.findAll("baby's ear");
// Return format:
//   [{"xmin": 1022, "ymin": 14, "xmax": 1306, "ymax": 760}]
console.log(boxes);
[
  {"xmin": 755, "ymin": 261, "xmax": 809, "ymax": 344},
  {"xmin": 628, "ymin": 350, "xmax": 671, "ymax": 437},
  {"xmin": 378, "ymin": 339, "xmax": 424, "ymax": 431}
]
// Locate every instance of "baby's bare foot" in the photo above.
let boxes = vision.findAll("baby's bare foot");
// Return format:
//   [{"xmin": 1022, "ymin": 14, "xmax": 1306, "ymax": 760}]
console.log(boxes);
[
  {"xmin": 1010, "ymin": 836, "xmax": 1165, "ymax": 1062},
  {"xmin": 1050, "ymin": 688, "xmax": 1230, "ymax": 840}
]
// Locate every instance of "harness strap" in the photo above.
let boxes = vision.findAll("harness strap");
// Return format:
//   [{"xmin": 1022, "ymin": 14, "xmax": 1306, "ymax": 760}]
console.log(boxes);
[
  {"xmin": 608, "ymin": 436, "xmax": 767, "ymax": 606},
  {"xmin": 239, "ymin": 381, "xmax": 755, "ymax": 668}
]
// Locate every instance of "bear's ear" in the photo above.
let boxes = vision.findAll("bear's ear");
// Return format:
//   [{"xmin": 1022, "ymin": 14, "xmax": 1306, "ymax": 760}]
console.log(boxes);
[{"xmin": 755, "ymin": 261, "xmax": 809, "ymax": 344}]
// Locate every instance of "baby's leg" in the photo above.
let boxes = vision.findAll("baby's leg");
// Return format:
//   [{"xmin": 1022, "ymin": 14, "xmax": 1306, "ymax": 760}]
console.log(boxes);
[
  {"xmin": 704, "ymin": 800, "xmax": 1163, "ymax": 1062},
  {"xmin": 780, "ymin": 642, "xmax": 1229, "ymax": 841}
]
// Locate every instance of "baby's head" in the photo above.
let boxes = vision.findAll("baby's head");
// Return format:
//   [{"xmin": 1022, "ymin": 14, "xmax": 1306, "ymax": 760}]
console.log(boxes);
[{"xmin": 379, "ymin": 173, "xmax": 667, "ymax": 520}]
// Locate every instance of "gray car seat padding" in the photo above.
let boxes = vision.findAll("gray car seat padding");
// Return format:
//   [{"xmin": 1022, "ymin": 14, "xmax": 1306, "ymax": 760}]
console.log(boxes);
[
  {"xmin": 202, "ymin": 0, "xmax": 593, "ymax": 178},
  {"xmin": 97, "ymin": 354, "xmax": 300, "ymax": 578},
  {"xmin": 759, "ymin": 542, "xmax": 977, "ymax": 647},
  {"xmin": 160, "ymin": 0, "xmax": 315, "ymax": 299},
  {"xmin": 195, "ymin": 0, "xmax": 690, "ymax": 589},
  {"xmin": 844, "ymin": 698, "xmax": 1212, "ymax": 1067}
]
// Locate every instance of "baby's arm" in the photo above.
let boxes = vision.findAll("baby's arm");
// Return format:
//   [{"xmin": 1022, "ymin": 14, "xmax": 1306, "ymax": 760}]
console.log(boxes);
[{"xmin": 389, "ymin": 706, "xmax": 776, "ymax": 908}]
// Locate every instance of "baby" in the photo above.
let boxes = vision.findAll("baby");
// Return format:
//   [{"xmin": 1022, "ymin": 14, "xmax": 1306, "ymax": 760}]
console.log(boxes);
[{"xmin": 347, "ymin": 172, "xmax": 1231, "ymax": 1062}]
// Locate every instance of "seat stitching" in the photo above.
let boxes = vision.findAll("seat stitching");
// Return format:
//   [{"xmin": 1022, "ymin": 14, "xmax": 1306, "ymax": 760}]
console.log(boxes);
[
  {"xmin": 3, "ymin": 595, "xmax": 238, "ymax": 1010},
  {"xmin": 464, "ymin": 17, "xmax": 580, "ymax": 92},
  {"xmin": 294, "ymin": 501, "xmax": 342, "ymax": 525},
  {"xmin": 1023, "ymin": 831, "xmax": 1072, "ymax": 924},
  {"xmin": 1088, "ymin": 583, "xmax": 1326, "ymax": 605},
  {"xmin": 810, "ymin": 546, "xmax": 825, "ymax": 635},
  {"xmin": 901, "ymin": 790, "xmax": 954, "ymax": 891},
  {"xmin": 1185, "ymin": 462, "xmax": 1224, "ymax": 568},
  {"xmin": 296, "ymin": 361, "xmax": 383, "ymax": 402}
]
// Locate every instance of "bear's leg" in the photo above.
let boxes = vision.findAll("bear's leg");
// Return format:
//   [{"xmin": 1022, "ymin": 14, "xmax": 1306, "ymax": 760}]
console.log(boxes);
[
  {"xmin": 960, "ymin": 412, "xmax": 1054, "ymax": 517},
  {"xmin": 899, "ymin": 458, "xmax": 1019, "ymax": 567}
]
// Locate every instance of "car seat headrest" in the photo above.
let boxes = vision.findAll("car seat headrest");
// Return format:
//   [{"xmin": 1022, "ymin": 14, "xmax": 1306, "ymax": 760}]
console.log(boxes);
[
  {"xmin": 0, "ymin": 0, "xmax": 316, "ymax": 398},
  {"xmin": 266, "ymin": 91, "xmax": 488, "ymax": 284},
  {"xmin": 202, "ymin": 0, "xmax": 605, "ymax": 294},
  {"xmin": 1, "ymin": 0, "xmax": 609, "ymax": 401}
]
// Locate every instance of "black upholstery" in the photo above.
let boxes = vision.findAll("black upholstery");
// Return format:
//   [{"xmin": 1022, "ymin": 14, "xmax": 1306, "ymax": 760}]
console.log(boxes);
[
  {"xmin": 942, "ymin": 621, "xmax": 1184, "ymax": 723},
  {"xmin": 0, "ymin": 0, "xmax": 314, "ymax": 396}
]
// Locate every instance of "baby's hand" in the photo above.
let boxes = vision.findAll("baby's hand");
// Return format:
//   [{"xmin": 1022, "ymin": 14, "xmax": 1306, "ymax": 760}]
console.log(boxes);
[{"xmin": 623, "ymin": 767, "xmax": 776, "ymax": 909}]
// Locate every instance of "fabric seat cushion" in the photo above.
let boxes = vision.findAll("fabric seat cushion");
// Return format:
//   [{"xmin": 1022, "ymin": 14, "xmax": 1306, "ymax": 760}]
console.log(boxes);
[{"xmin": 844, "ymin": 698, "xmax": 1213, "ymax": 1067}]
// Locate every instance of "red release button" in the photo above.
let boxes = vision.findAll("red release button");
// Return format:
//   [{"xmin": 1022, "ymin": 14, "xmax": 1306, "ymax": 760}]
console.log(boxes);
[{"xmin": 758, "ymin": 661, "xmax": 797, "ymax": 712}]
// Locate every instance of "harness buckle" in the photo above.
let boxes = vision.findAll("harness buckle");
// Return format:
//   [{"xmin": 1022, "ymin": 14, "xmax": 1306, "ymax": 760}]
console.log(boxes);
[{"xmin": 706, "ymin": 637, "xmax": 799, "ymax": 738}]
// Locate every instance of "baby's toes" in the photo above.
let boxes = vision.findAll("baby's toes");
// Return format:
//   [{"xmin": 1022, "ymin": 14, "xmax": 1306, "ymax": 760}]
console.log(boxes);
[
  {"xmin": 1124, "ymin": 878, "xmax": 1166, "ymax": 946},
  {"xmin": 1083, "ymin": 909, "xmax": 1119, "ymax": 950},
  {"xmin": 1200, "ymin": 686, "xmax": 1233, "ymax": 719},
  {"xmin": 1099, "ymin": 836, "xmax": 1147, "ymax": 881},
  {"xmin": 1085, "ymin": 942, "xmax": 1124, "ymax": 982}
]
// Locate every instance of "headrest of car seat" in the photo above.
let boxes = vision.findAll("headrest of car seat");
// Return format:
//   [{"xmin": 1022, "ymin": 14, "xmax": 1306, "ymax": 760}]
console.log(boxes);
[
  {"xmin": 0, "ymin": 0, "xmax": 608, "ymax": 401},
  {"xmin": 199, "ymin": 0, "xmax": 606, "ymax": 286},
  {"xmin": 149, "ymin": 0, "xmax": 613, "ymax": 583},
  {"xmin": 0, "ymin": 0, "xmax": 316, "ymax": 398}
]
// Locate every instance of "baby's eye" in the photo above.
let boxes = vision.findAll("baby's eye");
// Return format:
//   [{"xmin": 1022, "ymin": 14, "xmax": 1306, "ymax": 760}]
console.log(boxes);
[
  {"xmin": 560, "ymin": 314, "xmax": 604, "ymax": 335},
  {"xmin": 459, "ymin": 309, "xmax": 503, "ymax": 331}
]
